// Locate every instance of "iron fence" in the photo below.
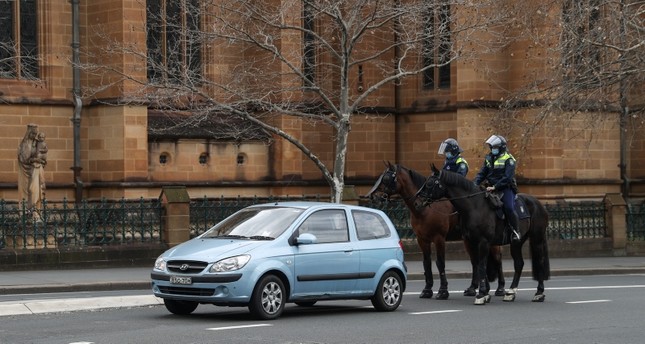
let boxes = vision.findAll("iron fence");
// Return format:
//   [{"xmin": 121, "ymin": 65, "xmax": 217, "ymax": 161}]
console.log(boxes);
[
  {"xmin": 0, "ymin": 198, "xmax": 162, "ymax": 249},
  {"xmin": 4, "ymin": 195, "xmax": 643, "ymax": 249},
  {"xmin": 545, "ymin": 201, "xmax": 607, "ymax": 239},
  {"xmin": 627, "ymin": 202, "xmax": 645, "ymax": 241},
  {"xmin": 189, "ymin": 195, "xmax": 324, "ymax": 238},
  {"xmin": 362, "ymin": 197, "xmax": 609, "ymax": 241}
]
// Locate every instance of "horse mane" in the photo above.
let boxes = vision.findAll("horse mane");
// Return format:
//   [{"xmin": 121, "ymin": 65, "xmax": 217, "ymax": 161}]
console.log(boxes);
[
  {"xmin": 399, "ymin": 165, "xmax": 427, "ymax": 189},
  {"xmin": 440, "ymin": 169, "xmax": 480, "ymax": 193}
]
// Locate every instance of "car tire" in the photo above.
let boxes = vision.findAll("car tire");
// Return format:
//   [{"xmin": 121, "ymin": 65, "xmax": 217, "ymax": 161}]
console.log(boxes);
[
  {"xmin": 370, "ymin": 271, "xmax": 403, "ymax": 312},
  {"xmin": 164, "ymin": 299, "xmax": 198, "ymax": 315},
  {"xmin": 294, "ymin": 301, "xmax": 317, "ymax": 307},
  {"xmin": 249, "ymin": 274, "xmax": 286, "ymax": 320}
]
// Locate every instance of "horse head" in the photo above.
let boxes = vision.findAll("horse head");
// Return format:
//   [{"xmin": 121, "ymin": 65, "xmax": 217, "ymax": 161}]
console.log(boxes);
[
  {"xmin": 415, "ymin": 164, "xmax": 447, "ymax": 203},
  {"xmin": 366, "ymin": 161, "xmax": 399, "ymax": 201}
]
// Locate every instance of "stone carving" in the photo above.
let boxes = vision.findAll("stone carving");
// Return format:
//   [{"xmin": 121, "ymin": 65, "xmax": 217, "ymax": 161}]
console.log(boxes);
[{"xmin": 17, "ymin": 124, "xmax": 47, "ymax": 220}]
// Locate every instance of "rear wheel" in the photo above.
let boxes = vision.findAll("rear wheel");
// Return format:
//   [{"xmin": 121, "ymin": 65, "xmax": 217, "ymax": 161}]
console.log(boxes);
[
  {"xmin": 249, "ymin": 275, "xmax": 285, "ymax": 320},
  {"xmin": 164, "ymin": 299, "xmax": 198, "ymax": 315},
  {"xmin": 371, "ymin": 271, "xmax": 403, "ymax": 312}
]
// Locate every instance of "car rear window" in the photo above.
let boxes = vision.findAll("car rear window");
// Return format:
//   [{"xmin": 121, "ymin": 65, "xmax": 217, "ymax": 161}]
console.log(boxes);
[{"xmin": 352, "ymin": 210, "xmax": 391, "ymax": 240}]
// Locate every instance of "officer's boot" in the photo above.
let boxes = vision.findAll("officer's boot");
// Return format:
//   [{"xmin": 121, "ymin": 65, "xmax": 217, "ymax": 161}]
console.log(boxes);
[{"xmin": 508, "ymin": 210, "xmax": 521, "ymax": 243}]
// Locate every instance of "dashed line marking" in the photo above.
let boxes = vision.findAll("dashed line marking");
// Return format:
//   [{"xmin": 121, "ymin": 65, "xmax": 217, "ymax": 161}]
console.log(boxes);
[
  {"xmin": 409, "ymin": 309, "xmax": 462, "ymax": 315},
  {"xmin": 206, "ymin": 324, "xmax": 273, "ymax": 331},
  {"xmin": 566, "ymin": 299, "xmax": 611, "ymax": 304}
]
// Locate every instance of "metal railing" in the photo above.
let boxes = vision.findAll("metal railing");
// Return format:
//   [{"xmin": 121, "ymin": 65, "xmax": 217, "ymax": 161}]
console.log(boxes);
[
  {"xmin": 0, "ymin": 198, "xmax": 162, "ymax": 249},
  {"xmin": 627, "ymin": 202, "xmax": 645, "ymax": 241},
  {"xmin": 545, "ymin": 201, "xmax": 607, "ymax": 239},
  {"xmin": 4, "ymin": 195, "xmax": 643, "ymax": 249},
  {"xmin": 189, "ymin": 195, "xmax": 324, "ymax": 238},
  {"xmin": 361, "ymin": 198, "xmax": 609, "ymax": 241}
]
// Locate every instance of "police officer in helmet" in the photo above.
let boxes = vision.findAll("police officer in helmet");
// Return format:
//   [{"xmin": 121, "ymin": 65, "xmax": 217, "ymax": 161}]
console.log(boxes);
[
  {"xmin": 473, "ymin": 135, "xmax": 521, "ymax": 243},
  {"xmin": 438, "ymin": 138, "xmax": 469, "ymax": 177}
]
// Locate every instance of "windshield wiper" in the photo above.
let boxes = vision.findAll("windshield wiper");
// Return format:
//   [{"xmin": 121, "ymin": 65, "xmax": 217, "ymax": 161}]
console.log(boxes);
[
  {"xmin": 249, "ymin": 235, "xmax": 274, "ymax": 241},
  {"xmin": 214, "ymin": 234, "xmax": 248, "ymax": 239}
]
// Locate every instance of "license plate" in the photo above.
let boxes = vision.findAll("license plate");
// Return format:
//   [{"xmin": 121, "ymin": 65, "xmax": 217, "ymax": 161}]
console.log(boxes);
[{"xmin": 170, "ymin": 276, "xmax": 192, "ymax": 285}]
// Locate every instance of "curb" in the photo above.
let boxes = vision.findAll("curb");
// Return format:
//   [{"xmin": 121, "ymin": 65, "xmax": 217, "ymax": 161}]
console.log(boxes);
[{"xmin": 3, "ymin": 267, "xmax": 645, "ymax": 295}]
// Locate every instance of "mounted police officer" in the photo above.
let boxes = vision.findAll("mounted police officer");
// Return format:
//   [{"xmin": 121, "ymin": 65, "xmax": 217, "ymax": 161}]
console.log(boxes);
[
  {"xmin": 438, "ymin": 138, "xmax": 468, "ymax": 177},
  {"xmin": 473, "ymin": 135, "xmax": 521, "ymax": 243}
]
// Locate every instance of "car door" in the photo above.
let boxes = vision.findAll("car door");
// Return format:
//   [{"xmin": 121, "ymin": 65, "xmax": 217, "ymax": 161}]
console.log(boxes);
[
  {"xmin": 351, "ymin": 209, "xmax": 395, "ymax": 293},
  {"xmin": 292, "ymin": 209, "xmax": 359, "ymax": 297}
]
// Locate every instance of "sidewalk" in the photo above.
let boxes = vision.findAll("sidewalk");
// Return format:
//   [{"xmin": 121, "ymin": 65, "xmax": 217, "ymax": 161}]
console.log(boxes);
[{"xmin": 2, "ymin": 256, "xmax": 645, "ymax": 295}]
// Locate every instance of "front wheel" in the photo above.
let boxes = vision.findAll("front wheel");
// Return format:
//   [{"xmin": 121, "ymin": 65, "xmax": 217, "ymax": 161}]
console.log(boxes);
[
  {"xmin": 164, "ymin": 299, "xmax": 198, "ymax": 315},
  {"xmin": 249, "ymin": 275, "xmax": 286, "ymax": 320},
  {"xmin": 371, "ymin": 271, "xmax": 403, "ymax": 312}
]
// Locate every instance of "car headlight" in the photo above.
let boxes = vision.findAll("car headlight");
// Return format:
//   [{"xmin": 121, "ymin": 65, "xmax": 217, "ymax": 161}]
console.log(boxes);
[
  {"xmin": 210, "ymin": 255, "xmax": 251, "ymax": 273},
  {"xmin": 154, "ymin": 257, "xmax": 167, "ymax": 271}
]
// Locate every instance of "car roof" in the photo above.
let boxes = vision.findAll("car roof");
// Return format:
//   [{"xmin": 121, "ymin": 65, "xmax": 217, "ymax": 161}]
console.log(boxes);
[{"xmin": 247, "ymin": 201, "xmax": 376, "ymax": 212}]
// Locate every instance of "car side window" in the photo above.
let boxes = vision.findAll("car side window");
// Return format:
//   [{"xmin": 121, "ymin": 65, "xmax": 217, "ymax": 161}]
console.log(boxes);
[
  {"xmin": 297, "ymin": 209, "xmax": 349, "ymax": 243},
  {"xmin": 352, "ymin": 210, "xmax": 391, "ymax": 240}
]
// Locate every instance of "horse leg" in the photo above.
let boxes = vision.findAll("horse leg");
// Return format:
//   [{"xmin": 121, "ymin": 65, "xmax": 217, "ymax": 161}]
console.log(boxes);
[
  {"xmin": 474, "ymin": 241, "xmax": 491, "ymax": 305},
  {"xmin": 532, "ymin": 280, "xmax": 546, "ymax": 302},
  {"xmin": 463, "ymin": 239, "xmax": 477, "ymax": 296},
  {"xmin": 490, "ymin": 246, "xmax": 506, "ymax": 296},
  {"xmin": 503, "ymin": 242, "xmax": 524, "ymax": 302},
  {"xmin": 420, "ymin": 247, "xmax": 434, "ymax": 299},
  {"xmin": 434, "ymin": 238, "xmax": 449, "ymax": 300}
]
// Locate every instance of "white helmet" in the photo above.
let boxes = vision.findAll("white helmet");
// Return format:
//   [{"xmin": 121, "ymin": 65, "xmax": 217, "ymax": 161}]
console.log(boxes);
[{"xmin": 485, "ymin": 135, "xmax": 507, "ymax": 149}]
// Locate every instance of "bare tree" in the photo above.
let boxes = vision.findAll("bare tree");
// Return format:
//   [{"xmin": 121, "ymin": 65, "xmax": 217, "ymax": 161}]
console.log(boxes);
[
  {"xmin": 495, "ymin": 0, "xmax": 644, "ymax": 146},
  {"xmin": 82, "ymin": 0, "xmax": 513, "ymax": 202}
]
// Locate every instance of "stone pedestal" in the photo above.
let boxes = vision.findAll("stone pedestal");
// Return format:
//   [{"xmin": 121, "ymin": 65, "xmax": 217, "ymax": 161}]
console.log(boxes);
[
  {"xmin": 160, "ymin": 186, "xmax": 191, "ymax": 247},
  {"xmin": 604, "ymin": 193, "xmax": 627, "ymax": 256}
]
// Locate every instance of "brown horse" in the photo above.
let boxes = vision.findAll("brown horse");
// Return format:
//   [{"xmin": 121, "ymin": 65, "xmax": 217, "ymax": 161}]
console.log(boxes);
[{"xmin": 367, "ymin": 162, "xmax": 505, "ymax": 299}]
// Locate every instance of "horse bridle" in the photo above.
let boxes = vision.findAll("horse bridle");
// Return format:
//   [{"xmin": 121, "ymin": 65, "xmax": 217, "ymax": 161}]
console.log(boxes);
[{"xmin": 367, "ymin": 166, "xmax": 398, "ymax": 201}]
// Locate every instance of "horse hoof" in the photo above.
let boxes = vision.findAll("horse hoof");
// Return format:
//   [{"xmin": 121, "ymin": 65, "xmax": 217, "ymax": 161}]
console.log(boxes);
[
  {"xmin": 503, "ymin": 293, "xmax": 516, "ymax": 302},
  {"xmin": 532, "ymin": 294, "xmax": 546, "ymax": 302},
  {"xmin": 436, "ymin": 290, "xmax": 449, "ymax": 300},
  {"xmin": 474, "ymin": 294, "xmax": 490, "ymax": 305},
  {"xmin": 503, "ymin": 288, "xmax": 517, "ymax": 302},
  {"xmin": 495, "ymin": 288, "xmax": 505, "ymax": 297},
  {"xmin": 419, "ymin": 289, "xmax": 433, "ymax": 299},
  {"xmin": 463, "ymin": 288, "xmax": 476, "ymax": 297}
]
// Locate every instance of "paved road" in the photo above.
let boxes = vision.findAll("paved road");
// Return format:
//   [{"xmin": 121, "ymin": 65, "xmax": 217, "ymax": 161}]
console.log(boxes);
[{"xmin": 1, "ymin": 256, "xmax": 644, "ymax": 317}]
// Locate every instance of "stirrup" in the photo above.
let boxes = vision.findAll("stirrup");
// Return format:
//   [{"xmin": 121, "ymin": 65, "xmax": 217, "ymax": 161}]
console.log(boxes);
[{"xmin": 511, "ymin": 229, "xmax": 521, "ymax": 242}]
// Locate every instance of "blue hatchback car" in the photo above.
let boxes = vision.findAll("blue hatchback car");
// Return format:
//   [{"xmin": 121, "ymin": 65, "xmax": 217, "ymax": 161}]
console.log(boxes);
[{"xmin": 151, "ymin": 202, "xmax": 407, "ymax": 319}]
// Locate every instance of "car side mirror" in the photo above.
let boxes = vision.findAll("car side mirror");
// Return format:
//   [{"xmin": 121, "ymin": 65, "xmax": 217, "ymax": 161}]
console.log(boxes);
[{"xmin": 295, "ymin": 233, "xmax": 318, "ymax": 245}]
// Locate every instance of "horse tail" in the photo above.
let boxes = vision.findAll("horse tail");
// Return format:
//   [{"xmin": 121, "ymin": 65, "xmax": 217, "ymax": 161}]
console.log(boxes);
[{"xmin": 526, "ymin": 195, "xmax": 551, "ymax": 281}]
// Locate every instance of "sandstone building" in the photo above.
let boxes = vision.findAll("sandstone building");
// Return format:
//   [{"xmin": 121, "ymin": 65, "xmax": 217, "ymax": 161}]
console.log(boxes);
[{"xmin": 1, "ymin": 0, "xmax": 643, "ymax": 204}]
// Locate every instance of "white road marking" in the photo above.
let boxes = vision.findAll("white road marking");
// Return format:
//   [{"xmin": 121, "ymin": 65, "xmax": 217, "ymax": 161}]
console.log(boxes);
[
  {"xmin": 68, "ymin": 342, "xmax": 95, "ymax": 344},
  {"xmin": 547, "ymin": 285, "xmax": 645, "ymax": 291},
  {"xmin": 206, "ymin": 324, "xmax": 272, "ymax": 331},
  {"xmin": 0, "ymin": 295, "xmax": 163, "ymax": 317},
  {"xmin": 566, "ymin": 299, "xmax": 611, "ymax": 304},
  {"xmin": 409, "ymin": 310, "xmax": 462, "ymax": 315}
]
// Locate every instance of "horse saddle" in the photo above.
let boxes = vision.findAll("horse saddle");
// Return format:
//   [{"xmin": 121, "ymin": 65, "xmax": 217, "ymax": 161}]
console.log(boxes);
[{"xmin": 486, "ymin": 191, "xmax": 531, "ymax": 220}]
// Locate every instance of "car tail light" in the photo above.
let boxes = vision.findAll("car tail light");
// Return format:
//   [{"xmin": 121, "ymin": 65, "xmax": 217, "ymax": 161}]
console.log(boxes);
[{"xmin": 399, "ymin": 239, "xmax": 405, "ymax": 251}]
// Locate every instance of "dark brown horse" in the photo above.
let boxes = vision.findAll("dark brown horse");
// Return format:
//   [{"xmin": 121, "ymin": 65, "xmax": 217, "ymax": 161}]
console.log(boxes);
[
  {"xmin": 416, "ymin": 165, "xmax": 550, "ymax": 304},
  {"xmin": 367, "ymin": 162, "xmax": 505, "ymax": 299}
]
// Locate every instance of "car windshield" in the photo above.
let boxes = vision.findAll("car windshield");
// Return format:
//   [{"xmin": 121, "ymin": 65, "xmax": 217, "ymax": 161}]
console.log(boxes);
[{"xmin": 201, "ymin": 207, "xmax": 304, "ymax": 240}]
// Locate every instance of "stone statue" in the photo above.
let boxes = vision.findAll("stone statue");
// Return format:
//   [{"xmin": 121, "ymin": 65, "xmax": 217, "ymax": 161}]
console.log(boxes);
[{"xmin": 17, "ymin": 124, "xmax": 47, "ymax": 219}]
